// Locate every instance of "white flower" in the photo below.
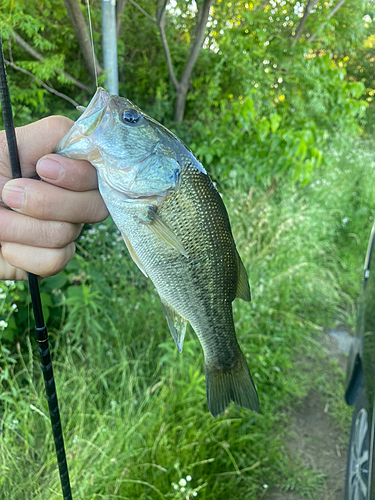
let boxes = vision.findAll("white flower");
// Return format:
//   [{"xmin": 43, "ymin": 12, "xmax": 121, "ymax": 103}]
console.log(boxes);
[
  {"xmin": 263, "ymin": 484, "xmax": 268, "ymax": 489},
  {"xmin": 186, "ymin": 475, "xmax": 192, "ymax": 481},
  {"xmin": 173, "ymin": 484, "xmax": 179, "ymax": 490},
  {"xmin": 180, "ymin": 488, "xmax": 186, "ymax": 493},
  {"xmin": 193, "ymin": 493, "xmax": 198, "ymax": 497},
  {"xmin": 342, "ymin": 217, "xmax": 350, "ymax": 226},
  {"xmin": 11, "ymin": 304, "xmax": 17, "ymax": 309},
  {"xmin": 179, "ymin": 478, "xmax": 187, "ymax": 487},
  {"xmin": 0, "ymin": 320, "xmax": 8, "ymax": 328},
  {"xmin": 0, "ymin": 294, "xmax": 6, "ymax": 299}
]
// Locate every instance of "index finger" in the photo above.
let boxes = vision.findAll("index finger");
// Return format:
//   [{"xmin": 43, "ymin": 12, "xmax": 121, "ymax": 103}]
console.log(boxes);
[{"xmin": 0, "ymin": 115, "xmax": 74, "ymax": 181}]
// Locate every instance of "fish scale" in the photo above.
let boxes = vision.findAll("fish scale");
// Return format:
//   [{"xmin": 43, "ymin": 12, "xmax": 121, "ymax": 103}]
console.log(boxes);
[{"xmin": 55, "ymin": 88, "xmax": 259, "ymax": 417}]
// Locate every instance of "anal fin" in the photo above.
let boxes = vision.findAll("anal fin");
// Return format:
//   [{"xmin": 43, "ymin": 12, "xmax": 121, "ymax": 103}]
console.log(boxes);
[
  {"xmin": 236, "ymin": 251, "xmax": 251, "ymax": 302},
  {"xmin": 121, "ymin": 231, "xmax": 148, "ymax": 277},
  {"xmin": 161, "ymin": 300, "xmax": 188, "ymax": 353}
]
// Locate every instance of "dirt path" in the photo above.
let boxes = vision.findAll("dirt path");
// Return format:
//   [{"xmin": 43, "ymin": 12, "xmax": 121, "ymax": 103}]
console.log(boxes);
[{"xmin": 265, "ymin": 330, "xmax": 352, "ymax": 500}]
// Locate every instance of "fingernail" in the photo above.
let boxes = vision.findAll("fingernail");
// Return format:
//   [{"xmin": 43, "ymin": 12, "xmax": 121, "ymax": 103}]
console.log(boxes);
[
  {"xmin": 37, "ymin": 158, "xmax": 63, "ymax": 181},
  {"xmin": 2, "ymin": 185, "xmax": 25, "ymax": 209}
]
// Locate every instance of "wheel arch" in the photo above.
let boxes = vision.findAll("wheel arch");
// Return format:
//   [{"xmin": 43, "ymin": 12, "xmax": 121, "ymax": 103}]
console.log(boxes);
[{"xmin": 345, "ymin": 351, "xmax": 364, "ymax": 406}]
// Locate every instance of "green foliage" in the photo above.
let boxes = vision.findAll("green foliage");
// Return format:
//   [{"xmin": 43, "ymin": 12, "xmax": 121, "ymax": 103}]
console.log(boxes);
[
  {"xmin": 180, "ymin": 6, "xmax": 369, "ymax": 183},
  {"xmin": 0, "ymin": 0, "xmax": 372, "ymax": 180}
]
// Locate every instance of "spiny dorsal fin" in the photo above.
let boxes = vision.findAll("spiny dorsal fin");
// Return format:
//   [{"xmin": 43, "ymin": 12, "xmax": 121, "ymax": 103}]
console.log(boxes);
[
  {"xmin": 141, "ymin": 208, "xmax": 188, "ymax": 258},
  {"xmin": 161, "ymin": 299, "xmax": 188, "ymax": 353},
  {"xmin": 236, "ymin": 251, "xmax": 251, "ymax": 302},
  {"xmin": 121, "ymin": 231, "xmax": 148, "ymax": 277}
]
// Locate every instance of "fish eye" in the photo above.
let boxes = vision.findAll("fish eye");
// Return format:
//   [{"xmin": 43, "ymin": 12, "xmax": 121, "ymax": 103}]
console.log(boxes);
[{"xmin": 121, "ymin": 109, "xmax": 140, "ymax": 124}]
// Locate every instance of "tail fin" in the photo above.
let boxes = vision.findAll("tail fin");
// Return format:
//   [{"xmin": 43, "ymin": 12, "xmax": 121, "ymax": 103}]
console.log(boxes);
[{"xmin": 204, "ymin": 352, "xmax": 259, "ymax": 417}]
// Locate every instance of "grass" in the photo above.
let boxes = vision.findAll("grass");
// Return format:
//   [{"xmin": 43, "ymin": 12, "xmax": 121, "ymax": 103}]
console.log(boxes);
[{"xmin": 1, "ymin": 135, "xmax": 375, "ymax": 499}]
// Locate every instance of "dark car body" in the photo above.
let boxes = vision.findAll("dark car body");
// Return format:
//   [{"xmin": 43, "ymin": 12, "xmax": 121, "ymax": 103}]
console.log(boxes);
[{"xmin": 345, "ymin": 222, "xmax": 375, "ymax": 500}]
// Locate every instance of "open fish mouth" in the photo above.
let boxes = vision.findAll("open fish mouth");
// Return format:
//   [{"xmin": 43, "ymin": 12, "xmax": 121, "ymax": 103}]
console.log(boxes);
[{"xmin": 54, "ymin": 87, "xmax": 111, "ymax": 156}]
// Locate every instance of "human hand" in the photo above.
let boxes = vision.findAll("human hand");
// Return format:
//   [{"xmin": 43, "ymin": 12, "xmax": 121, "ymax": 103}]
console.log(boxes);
[{"xmin": 0, "ymin": 116, "xmax": 109, "ymax": 280}]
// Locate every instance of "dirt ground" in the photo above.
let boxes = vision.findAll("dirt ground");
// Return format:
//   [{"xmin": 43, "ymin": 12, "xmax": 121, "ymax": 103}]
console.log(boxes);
[{"xmin": 264, "ymin": 330, "xmax": 352, "ymax": 500}]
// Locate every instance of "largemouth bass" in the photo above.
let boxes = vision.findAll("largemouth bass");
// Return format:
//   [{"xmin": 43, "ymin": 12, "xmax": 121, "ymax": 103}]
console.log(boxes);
[{"xmin": 55, "ymin": 88, "xmax": 259, "ymax": 417}]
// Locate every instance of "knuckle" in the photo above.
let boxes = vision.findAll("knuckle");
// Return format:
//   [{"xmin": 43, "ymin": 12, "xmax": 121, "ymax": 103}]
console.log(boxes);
[
  {"xmin": 85, "ymin": 195, "xmax": 109, "ymax": 223},
  {"xmin": 40, "ymin": 243, "xmax": 75, "ymax": 277},
  {"xmin": 45, "ymin": 115, "xmax": 74, "ymax": 139},
  {"xmin": 41, "ymin": 221, "xmax": 75, "ymax": 248},
  {"xmin": 1, "ymin": 243, "xmax": 22, "ymax": 272}
]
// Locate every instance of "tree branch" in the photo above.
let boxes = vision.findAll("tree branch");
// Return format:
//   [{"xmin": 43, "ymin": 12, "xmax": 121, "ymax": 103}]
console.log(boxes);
[
  {"xmin": 180, "ymin": 0, "xmax": 215, "ymax": 86},
  {"xmin": 116, "ymin": 0, "xmax": 128, "ymax": 39},
  {"xmin": 128, "ymin": 0, "xmax": 216, "ymax": 121},
  {"xmin": 11, "ymin": 31, "xmax": 91, "ymax": 91},
  {"xmin": 128, "ymin": 0, "xmax": 156, "ymax": 24},
  {"xmin": 156, "ymin": 0, "xmax": 168, "ymax": 25},
  {"xmin": 326, "ymin": 0, "xmax": 347, "ymax": 19},
  {"xmin": 292, "ymin": 0, "xmax": 320, "ymax": 46},
  {"xmin": 309, "ymin": 0, "xmax": 347, "ymax": 43},
  {"xmin": 157, "ymin": 2, "xmax": 179, "ymax": 91},
  {"xmin": 5, "ymin": 60, "xmax": 80, "ymax": 107},
  {"xmin": 63, "ymin": 0, "xmax": 102, "ymax": 80}
]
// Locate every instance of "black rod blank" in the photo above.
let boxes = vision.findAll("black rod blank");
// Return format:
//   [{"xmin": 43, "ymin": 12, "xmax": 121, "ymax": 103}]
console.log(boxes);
[{"xmin": 0, "ymin": 35, "xmax": 73, "ymax": 500}]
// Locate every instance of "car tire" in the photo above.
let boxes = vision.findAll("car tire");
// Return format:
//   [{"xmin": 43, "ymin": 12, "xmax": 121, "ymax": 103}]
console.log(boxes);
[{"xmin": 345, "ymin": 383, "xmax": 370, "ymax": 500}]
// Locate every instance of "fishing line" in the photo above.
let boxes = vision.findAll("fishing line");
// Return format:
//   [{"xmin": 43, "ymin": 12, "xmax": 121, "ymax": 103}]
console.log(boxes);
[
  {"xmin": 0, "ymin": 35, "xmax": 73, "ymax": 500},
  {"xmin": 87, "ymin": 0, "xmax": 98, "ymax": 88}
]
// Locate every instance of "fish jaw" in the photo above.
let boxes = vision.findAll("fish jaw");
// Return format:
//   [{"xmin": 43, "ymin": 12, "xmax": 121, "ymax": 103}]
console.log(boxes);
[{"xmin": 54, "ymin": 87, "xmax": 110, "ymax": 161}]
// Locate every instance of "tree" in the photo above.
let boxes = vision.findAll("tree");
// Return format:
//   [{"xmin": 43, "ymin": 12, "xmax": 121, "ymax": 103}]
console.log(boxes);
[
  {"xmin": 63, "ymin": 0, "xmax": 102, "ymax": 80},
  {"xmin": 0, "ymin": 0, "xmax": 371, "ymax": 183},
  {"xmin": 127, "ymin": 0, "xmax": 215, "ymax": 121}
]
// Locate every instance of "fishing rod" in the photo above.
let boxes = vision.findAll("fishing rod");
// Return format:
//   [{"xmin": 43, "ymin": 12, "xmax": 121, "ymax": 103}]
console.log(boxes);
[{"xmin": 0, "ymin": 34, "xmax": 73, "ymax": 500}]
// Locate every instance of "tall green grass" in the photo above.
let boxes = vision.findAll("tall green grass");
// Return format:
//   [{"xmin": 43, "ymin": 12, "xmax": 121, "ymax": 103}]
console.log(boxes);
[{"xmin": 1, "ymin": 136, "xmax": 375, "ymax": 499}]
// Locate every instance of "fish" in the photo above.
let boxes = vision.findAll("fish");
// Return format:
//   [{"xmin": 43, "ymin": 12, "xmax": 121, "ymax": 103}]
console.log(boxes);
[{"xmin": 54, "ymin": 87, "xmax": 259, "ymax": 417}]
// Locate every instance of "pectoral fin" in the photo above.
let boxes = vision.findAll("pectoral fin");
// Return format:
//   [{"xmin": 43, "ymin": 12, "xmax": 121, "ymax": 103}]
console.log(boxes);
[
  {"xmin": 121, "ymin": 231, "xmax": 148, "ymax": 277},
  {"xmin": 236, "ymin": 252, "xmax": 251, "ymax": 302},
  {"xmin": 161, "ymin": 300, "xmax": 188, "ymax": 353},
  {"xmin": 141, "ymin": 208, "xmax": 188, "ymax": 258}
]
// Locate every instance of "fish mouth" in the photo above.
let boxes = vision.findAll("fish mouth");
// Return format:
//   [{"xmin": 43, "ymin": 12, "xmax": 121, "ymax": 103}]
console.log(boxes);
[{"xmin": 54, "ymin": 87, "xmax": 112, "ymax": 156}]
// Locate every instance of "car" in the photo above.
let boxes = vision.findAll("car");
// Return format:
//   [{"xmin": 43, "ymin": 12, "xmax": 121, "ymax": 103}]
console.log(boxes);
[{"xmin": 345, "ymin": 222, "xmax": 375, "ymax": 500}]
